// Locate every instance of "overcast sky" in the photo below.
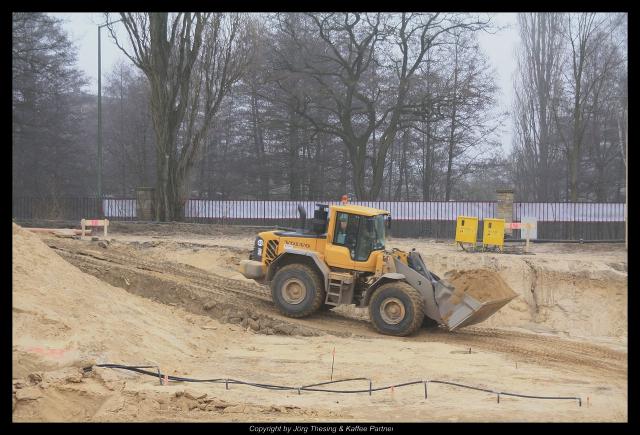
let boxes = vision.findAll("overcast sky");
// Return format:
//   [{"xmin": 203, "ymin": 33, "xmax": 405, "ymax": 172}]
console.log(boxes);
[{"xmin": 49, "ymin": 12, "xmax": 519, "ymax": 153}]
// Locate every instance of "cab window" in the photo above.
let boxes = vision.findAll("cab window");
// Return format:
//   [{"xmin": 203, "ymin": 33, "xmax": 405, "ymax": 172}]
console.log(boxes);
[
  {"xmin": 333, "ymin": 212, "xmax": 386, "ymax": 261},
  {"xmin": 333, "ymin": 212, "xmax": 359, "ymax": 252}
]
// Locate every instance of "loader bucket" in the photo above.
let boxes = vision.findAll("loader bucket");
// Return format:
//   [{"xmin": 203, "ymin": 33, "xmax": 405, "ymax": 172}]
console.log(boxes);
[
  {"xmin": 432, "ymin": 279, "xmax": 518, "ymax": 330},
  {"xmin": 394, "ymin": 253, "xmax": 518, "ymax": 331}
]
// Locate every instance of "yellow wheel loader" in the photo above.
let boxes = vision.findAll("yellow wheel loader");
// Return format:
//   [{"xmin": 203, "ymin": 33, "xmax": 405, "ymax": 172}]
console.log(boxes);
[{"xmin": 239, "ymin": 203, "xmax": 516, "ymax": 336}]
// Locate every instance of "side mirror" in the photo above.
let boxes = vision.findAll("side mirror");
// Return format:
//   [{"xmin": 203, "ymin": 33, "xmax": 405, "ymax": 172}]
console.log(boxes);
[{"xmin": 386, "ymin": 215, "xmax": 392, "ymax": 230}]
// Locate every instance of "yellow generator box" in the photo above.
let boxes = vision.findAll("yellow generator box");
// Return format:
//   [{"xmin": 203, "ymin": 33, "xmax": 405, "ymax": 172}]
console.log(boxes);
[
  {"xmin": 483, "ymin": 218, "xmax": 505, "ymax": 248},
  {"xmin": 455, "ymin": 216, "xmax": 478, "ymax": 244}
]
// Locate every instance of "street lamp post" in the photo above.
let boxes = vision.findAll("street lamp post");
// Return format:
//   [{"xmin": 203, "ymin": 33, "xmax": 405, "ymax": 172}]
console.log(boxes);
[{"xmin": 97, "ymin": 19, "xmax": 122, "ymax": 213}]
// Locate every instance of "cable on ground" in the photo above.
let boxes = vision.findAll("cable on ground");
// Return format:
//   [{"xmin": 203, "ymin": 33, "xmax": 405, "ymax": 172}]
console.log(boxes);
[{"xmin": 84, "ymin": 363, "xmax": 582, "ymax": 407}]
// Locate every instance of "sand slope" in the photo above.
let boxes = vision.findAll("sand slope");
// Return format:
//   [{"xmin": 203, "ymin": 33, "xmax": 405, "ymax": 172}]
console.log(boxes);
[
  {"xmin": 12, "ymin": 224, "xmax": 255, "ymax": 421},
  {"xmin": 13, "ymin": 223, "xmax": 216, "ymax": 375}
]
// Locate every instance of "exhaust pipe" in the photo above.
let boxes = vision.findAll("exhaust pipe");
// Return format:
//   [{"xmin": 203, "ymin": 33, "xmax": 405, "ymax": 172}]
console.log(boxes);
[{"xmin": 297, "ymin": 204, "xmax": 306, "ymax": 231}]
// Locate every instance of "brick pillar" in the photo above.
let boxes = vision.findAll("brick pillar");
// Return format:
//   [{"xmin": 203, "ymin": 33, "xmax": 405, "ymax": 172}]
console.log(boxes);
[
  {"xmin": 136, "ymin": 187, "xmax": 155, "ymax": 221},
  {"xmin": 496, "ymin": 189, "xmax": 514, "ymax": 237}
]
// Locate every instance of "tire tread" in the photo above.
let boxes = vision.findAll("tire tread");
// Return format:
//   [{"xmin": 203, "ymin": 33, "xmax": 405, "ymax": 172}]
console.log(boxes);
[
  {"xmin": 369, "ymin": 281, "xmax": 424, "ymax": 336},
  {"xmin": 271, "ymin": 263, "xmax": 325, "ymax": 318}
]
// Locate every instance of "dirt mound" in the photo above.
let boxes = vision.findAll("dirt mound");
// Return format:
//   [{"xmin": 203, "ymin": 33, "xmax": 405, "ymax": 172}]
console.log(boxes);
[
  {"xmin": 412, "ymin": 244, "xmax": 627, "ymax": 339},
  {"xmin": 43, "ymin": 237, "xmax": 326, "ymax": 338},
  {"xmin": 12, "ymin": 223, "xmax": 259, "ymax": 420},
  {"xmin": 444, "ymin": 269, "xmax": 518, "ymax": 302}
]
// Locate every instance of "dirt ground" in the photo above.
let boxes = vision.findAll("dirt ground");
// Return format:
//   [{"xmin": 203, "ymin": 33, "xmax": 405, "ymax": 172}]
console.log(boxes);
[{"xmin": 12, "ymin": 222, "xmax": 627, "ymax": 422}]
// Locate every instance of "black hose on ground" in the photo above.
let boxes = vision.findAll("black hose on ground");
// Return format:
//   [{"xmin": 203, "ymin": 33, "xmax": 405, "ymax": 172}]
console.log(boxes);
[{"xmin": 85, "ymin": 363, "xmax": 582, "ymax": 407}]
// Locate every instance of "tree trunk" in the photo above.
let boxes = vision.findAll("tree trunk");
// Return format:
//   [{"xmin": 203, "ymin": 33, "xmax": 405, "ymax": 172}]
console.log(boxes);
[
  {"xmin": 387, "ymin": 137, "xmax": 394, "ymax": 200},
  {"xmin": 251, "ymin": 89, "xmax": 269, "ymax": 199},
  {"xmin": 368, "ymin": 117, "xmax": 400, "ymax": 200},
  {"xmin": 421, "ymin": 121, "xmax": 433, "ymax": 201},
  {"xmin": 309, "ymin": 138, "xmax": 326, "ymax": 200},
  {"xmin": 568, "ymin": 77, "xmax": 582, "ymax": 203},
  {"xmin": 339, "ymin": 147, "xmax": 348, "ymax": 197},
  {"xmin": 538, "ymin": 104, "xmax": 549, "ymax": 202},
  {"xmin": 445, "ymin": 111, "xmax": 457, "ymax": 201},
  {"xmin": 346, "ymin": 137, "xmax": 368, "ymax": 200},
  {"xmin": 288, "ymin": 104, "xmax": 301, "ymax": 199},
  {"xmin": 445, "ymin": 44, "xmax": 459, "ymax": 202},
  {"xmin": 352, "ymin": 153, "xmax": 367, "ymax": 200},
  {"xmin": 155, "ymin": 150, "xmax": 170, "ymax": 220},
  {"xmin": 394, "ymin": 130, "xmax": 409, "ymax": 200}
]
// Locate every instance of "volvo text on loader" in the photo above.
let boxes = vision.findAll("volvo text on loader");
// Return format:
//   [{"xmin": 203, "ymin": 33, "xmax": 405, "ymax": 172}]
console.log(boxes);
[{"xmin": 239, "ymin": 203, "xmax": 516, "ymax": 336}]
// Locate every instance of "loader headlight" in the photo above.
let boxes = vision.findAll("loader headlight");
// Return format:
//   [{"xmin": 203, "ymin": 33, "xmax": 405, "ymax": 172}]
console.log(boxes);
[{"xmin": 250, "ymin": 237, "xmax": 264, "ymax": 261}]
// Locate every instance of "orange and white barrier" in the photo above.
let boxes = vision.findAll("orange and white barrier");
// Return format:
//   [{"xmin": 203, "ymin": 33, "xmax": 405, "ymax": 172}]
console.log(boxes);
[{"xmin": 81, "ymin": 219, "xmax": 109, "ymax": 239}]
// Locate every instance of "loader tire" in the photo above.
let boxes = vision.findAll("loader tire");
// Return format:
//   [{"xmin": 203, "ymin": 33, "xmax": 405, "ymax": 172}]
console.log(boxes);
[
  {"xmin": 271, "ymin": 264, "xmax": 325, "ymax": 318},
  {"xmin": 369, "ymin": 281, "xmax": 424, "ymax": 336}
]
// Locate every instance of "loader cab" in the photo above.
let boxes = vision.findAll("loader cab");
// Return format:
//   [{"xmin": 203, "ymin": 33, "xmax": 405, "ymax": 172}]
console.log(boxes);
[{"xmin": 325, "ymin": 205, "xmax": 389, "ymax": 272}]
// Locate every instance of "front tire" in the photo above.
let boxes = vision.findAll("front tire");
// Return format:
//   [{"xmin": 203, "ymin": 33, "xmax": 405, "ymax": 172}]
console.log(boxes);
[
  {"xmin": 369, "ymin": 281, "xmax": 424, "ymax": 336},
  {"xmin": 271, "ymin": 264, "xmax": 325, "ymax": 318}
]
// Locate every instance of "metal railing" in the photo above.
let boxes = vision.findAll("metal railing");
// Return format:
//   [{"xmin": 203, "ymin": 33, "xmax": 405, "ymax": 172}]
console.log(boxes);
[{"xmin": 12, "ymin": 197, "xmax": 626, "ymax": 241}]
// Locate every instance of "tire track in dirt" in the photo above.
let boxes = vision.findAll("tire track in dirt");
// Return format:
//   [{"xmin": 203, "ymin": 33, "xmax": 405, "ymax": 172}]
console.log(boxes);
[
  {"xmin": 48, "ymin": 241, "xmax": 272, "ymax": 302},
  {"xmin": 416, "ymin": 327, "xmax": 627, "ymax": 378},
  {"xmin": 45, "ymin": 238, "xmax": 375, "ymax": 339},
  {"xmin": 43, "ymin": 237, "xmax": 627, "ymax": 379}
]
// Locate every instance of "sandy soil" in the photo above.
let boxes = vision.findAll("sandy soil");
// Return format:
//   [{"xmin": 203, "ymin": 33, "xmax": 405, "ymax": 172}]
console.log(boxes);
[
  {"xmin": 110, "ymin": 227, "xmax": 627, "ymax": 342},
  {"xmin": 445, "ymin": 269, "xmax": 518, "ymax": 301},
  {"xmin": 12, "ymin": 223, "xmax": 628, "ymax": 422}
]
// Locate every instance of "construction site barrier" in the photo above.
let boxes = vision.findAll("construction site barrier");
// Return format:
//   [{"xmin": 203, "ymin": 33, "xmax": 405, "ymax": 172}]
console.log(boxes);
[{"xmin": 13, "ymin": 197, "xmax": 626, "ymax": 241}]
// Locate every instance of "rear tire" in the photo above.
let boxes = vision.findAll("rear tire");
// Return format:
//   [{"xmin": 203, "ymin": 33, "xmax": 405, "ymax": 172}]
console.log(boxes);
[
  {"xmin": 271, "ymin": 264, "xmax": 325, "ymax": 318},
  {"xmin": 369, "ymin": 281, "xmax": 424, "ymax": 336}
]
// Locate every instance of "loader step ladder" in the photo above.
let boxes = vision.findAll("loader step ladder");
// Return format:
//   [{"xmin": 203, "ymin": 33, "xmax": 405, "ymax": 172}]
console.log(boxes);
[{"xmin": 325, "ymin": 272, "xmax": 354, "ymax": 306}]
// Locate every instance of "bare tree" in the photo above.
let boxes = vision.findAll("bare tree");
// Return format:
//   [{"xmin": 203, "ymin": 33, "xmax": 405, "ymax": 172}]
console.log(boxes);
[
  {"xmin": 103, "ymin": 61, "xmax": 156, "ymax": 195},
  {"xmin": 405, "ymin": 50, "xmax": 447, "ymax": 201},
  {"xmin": 512, "ymin": 13, "xmax": 566, "ymax": 201},
  {"xmin": 13, "ymin": 13, "xmax": 89, "ymax": 199},
  {"xmin": 274, "ymin": 13, "xmax": 491, "ymax": 200},
  {"xmin": 12, "ymin": 13, "xmax": 628, "ymax": 207},
  {"xmin": 617, "ymin": 77, "xmax": 627, "ymax": 171},
  {"xmin": 559, "ymin": 13, "xmax": 624, "ymax": 202},
  {"xmin": 440, "ymin": 31, "xmax": 502, "ymax": 200},
  {"xmin": 578, "ymin": 17, "xmax": 626, "ymax": 201},
  {"xmin": 107, "ymin": 13, "xmax": 253, "ymax": 220},
  {"xmin": 615, "ymin": 17, "xmax": 628, "ymax": 172},
  {"xmin": 511, "ymin": 12, "xmax": 626, "ymax": 203}
]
